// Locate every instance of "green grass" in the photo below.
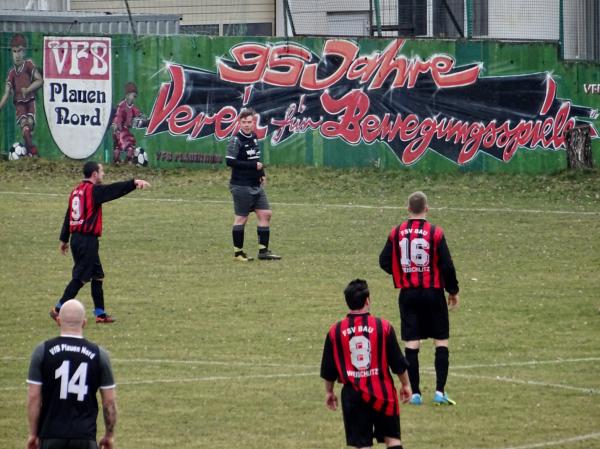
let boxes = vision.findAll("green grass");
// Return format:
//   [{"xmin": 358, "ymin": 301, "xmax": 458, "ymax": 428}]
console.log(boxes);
[{"xmin": 1, "ymin": 159, "xmax": 599, "ymax": 449}]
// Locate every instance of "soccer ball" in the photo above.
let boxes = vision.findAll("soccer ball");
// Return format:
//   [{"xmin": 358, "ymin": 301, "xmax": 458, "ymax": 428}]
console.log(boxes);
[
  {"xmin": 8, "ymin": 142, "xmax": 27, "ymax": 160},
  {"xmin": 133, "ymin": 147, "xmax": 148, "ymax": 166}
]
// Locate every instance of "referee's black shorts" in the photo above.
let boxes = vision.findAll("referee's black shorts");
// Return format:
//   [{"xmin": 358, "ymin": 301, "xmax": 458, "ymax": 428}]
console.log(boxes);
[
  {"xmin": 70, "ymin": 233, "xmax": 104, "ymax": 282},
  {"xmin": 40, "ymin": 439, "xmax": 97, "ymax": 449},
  {"xmin": 398, "ymin": 288, "xmax": 449, "ymax": 341},
  {"xmin": 341, "ymin": 384, "xmax": 401, "ymax": 448},
  {"xmin": 229, "ymin": 184, "xmax": 270, "ymax": 216}
]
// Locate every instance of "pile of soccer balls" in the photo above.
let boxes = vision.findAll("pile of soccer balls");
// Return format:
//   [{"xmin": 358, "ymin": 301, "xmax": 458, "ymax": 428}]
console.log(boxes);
[
  {"xmin": 133, "ymin": 147, "xmax": 148, "ymax": 167},
  {"xmin": 8, "ymin": 142, "xmax": 27, "ymax": 160}
]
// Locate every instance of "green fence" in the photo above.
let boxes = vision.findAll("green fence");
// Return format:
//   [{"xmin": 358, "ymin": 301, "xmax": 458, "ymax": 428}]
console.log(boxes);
[{"xmin": 1, "ymin": 32, "xmax": 599, "ymax": 173}]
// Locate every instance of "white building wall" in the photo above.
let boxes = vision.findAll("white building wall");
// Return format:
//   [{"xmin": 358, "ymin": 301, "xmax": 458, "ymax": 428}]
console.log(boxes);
[{"xmin": 487, "ymin": 0, "xmax": 559, "ymax": 40}]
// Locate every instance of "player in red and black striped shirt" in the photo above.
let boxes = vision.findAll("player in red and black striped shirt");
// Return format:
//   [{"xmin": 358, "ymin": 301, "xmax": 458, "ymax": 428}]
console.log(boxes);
[
  {"xmin": 379, "ymin": 191, "xmax": 459, "ymax": 406},
  {"xmin": 321, "ymin": 279, "xmax": 411, "ymax": 449},
  {"xmin": 50, "ymin": 161, "xmax": 150, "ymax": 324}
]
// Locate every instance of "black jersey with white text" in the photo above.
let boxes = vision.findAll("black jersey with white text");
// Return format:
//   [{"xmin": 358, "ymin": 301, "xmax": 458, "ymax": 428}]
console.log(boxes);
[
  {"xmin": 27, "ymin": 336, "xmax": 115, "ymax": 440},
  {"xmin": 226, "ymin": 130, "xmax": 265, "ymax": 186}
]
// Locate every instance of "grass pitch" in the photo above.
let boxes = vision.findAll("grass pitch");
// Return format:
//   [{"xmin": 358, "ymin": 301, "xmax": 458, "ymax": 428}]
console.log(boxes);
[{"xmin": 1, "ymin": 160, "xmax": 599, "ymax": 449}]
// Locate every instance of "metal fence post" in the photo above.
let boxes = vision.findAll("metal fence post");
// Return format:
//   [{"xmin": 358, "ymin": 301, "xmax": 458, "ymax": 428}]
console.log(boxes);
[
  {"xmin": 466, "ymin": 0, "xmax": 473, "ymax": 38},
  {"xmin": 559, "ymin": 0, "xmax": 564, "ymax": 59}
]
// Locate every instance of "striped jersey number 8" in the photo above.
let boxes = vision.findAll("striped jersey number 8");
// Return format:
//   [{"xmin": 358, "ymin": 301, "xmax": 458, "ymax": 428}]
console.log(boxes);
[
  {"xmin": 400, "ymin": 237, "xmax": 430, "ymax": 267},
  {"xmin": 349, "ymin": 335, "xmax": 371, "ymax": 370},
  {"xmin": 71, "ymin": 196, "xmax": 82, "ymax": 221}
]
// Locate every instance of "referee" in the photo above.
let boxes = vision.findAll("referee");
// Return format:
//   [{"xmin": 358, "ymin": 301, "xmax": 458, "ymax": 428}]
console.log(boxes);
[
  {"xmin": 379, "ymin": 191, "xmax": 460, "ymax": 406},
  {"xmin": 226, "ymin": 108, "xmax": 281, "ymax": 261},
  {"xmin": 50, "ymin": 161, "xmax": 150, "ymax": 323}
]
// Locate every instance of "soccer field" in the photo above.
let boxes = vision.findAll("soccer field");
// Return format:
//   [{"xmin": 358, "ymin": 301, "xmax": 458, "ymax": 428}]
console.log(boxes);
[{"xmin": 1, "ymin": 160, "xmax": 599, "ymax": 449}]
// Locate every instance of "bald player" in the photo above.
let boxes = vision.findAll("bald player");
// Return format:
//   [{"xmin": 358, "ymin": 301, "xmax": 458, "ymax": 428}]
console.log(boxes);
[{"xmin": 27, "ymin": 299, "xmax": 118, "ymax": 449}]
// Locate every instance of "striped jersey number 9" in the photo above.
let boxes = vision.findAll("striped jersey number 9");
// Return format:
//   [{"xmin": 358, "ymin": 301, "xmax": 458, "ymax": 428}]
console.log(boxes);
[
  {"xmin": 55, "ymin": 361, "xmax": 89, "ymax": 401},
  {"xmin": 349, "ymin": 335, "xmax": 371, "ymax": 370},
  {"xmin": 71, "ymin": 196, "xmax": 82, "ymax": 221},
  {"xmin": 400, "ymin": 237, "xmax": 430, "ymax": 267}
]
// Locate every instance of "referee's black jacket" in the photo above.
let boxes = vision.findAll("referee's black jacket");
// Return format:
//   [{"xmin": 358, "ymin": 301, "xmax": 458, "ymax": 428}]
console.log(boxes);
[{"xmin": 226, "ymin": 130, "xmax": 265, "ymax": 187}]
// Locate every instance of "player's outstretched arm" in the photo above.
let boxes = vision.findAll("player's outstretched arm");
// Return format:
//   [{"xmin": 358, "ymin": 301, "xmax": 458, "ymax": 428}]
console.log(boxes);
[{"xmin": 134, "ymin": 179, "xmax": 151, "ymax": 190}]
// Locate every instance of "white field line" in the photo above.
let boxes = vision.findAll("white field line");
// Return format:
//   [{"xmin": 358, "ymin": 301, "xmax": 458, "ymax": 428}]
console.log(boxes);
[
  {"xmin": 0, "ymin": 372, "xmax": 315, "ymax": 391},
  {"xmin": 2, "ymin": 356, "xmax": 599, "ymax": 393},
  {"xmin": 494, "ymin": 431, "xmax": 600, "ymax": 449},
  {"xmin": 3, "ymin": 369, "xmax": 598, "ymax": 395},
  {"xmin": 117, "ymin": 371, "xmax": 315, "ymax": 386},
  {"xmin": 449, "ymin": 372, "xmax": 600, "ymax": 394},
  {"xmin": 3, "ymin": 355, "xmax": 598, "ymax": 370},
  {"xmin": 112, "ymin": 357, "xmax": 316, "ymax": 368},
  {"xmin": 448, "ymin": 356, "xmax": 600, "ymax": 370},
  {"xmin": 1, "ymin": 190, "xmax": 599, "ymax": 216}
]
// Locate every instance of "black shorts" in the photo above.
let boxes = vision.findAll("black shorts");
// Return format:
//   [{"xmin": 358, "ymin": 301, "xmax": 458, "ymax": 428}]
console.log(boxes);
[
  {"xmin": 229, "ymin": 184, "xmax": 270, "ymax": 216},
  {"xmin": 399, "ymin": 288, "xmax": 449, "ymax": 341},
  {"xmin": 40, "ymin": 439, "xmax": 97, "ymax": 449},
  {"xmin": 70, "ymin": 233, "xmax": 104, "ymax": 282},
  {"xmin": 341, "ymin": 384, "xmax": 401, "ymax": 448}
]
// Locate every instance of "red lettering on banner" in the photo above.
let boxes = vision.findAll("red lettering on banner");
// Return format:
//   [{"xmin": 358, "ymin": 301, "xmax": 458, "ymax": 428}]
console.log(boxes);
[
  {"xmin": 321, "ymin": 90, "xmax": 370, "ymax": 144},
  {"xmin": 263, "ymin": 45, "xmax": 311, "ymax": 87},
  {"xmin": 147, "ymin": 65, "xmax": 186, "ymax": 135},
  {"xmin": 313, "ymin": 88, "xmax": 581, "ymax": 165},
  {"xmin": 301, "ymin": 40, "xmax": 359, "ymax": 90},
  {"xmin": 44, "ymin": 38, "xmax": 110, "ymax": 80},
  {"xmin": 217, "ymin": 44, "xmax": 270, "ymax": 84},
  {"xmin": 217, "ymin": 39, "xmax": 480, "ymax": 91},
  {"xmin": 430, "ymin": 56, "xmax": 480, "ymax": 88}
]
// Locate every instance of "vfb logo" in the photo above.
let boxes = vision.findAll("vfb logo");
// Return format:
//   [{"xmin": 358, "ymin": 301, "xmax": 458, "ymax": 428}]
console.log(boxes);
[{"xmin": 44, "ymin": 37, "xmax": 112, "ymax": 159}]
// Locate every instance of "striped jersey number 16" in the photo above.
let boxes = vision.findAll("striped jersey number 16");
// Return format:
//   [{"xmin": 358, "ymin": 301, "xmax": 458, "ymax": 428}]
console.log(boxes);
[{"xmin": 400, "ymin": 237, "xmax": 430, "ymax": 267}]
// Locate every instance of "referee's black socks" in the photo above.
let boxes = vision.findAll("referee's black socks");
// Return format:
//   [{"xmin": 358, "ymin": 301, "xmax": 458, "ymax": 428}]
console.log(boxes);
[
  {"xmin": 232, "ymin": 224, "xmax": 245, "ymax": 253},
  {"xmin": 257, "ymin": 226, "xmax": 270, "ymax": 252}
]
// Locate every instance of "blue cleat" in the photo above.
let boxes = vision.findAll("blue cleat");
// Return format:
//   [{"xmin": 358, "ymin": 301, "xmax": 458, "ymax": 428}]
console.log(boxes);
[
  {"xmin": 409, "ymin": 393, "xmax": 423, "ymax": 405},
  {"xmin": 433, "ymin": 391, "xmax": 456, "ymax": 406}
]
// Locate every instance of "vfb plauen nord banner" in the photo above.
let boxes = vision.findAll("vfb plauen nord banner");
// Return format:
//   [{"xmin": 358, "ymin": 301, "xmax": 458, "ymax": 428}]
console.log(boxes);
[
  {"xmin": 145, "ymin": 39, "xmax": 598, "ymax": 166},
  {"xmin": 44, "ymin": 36, "xmax": 112, "ymax": 159}
]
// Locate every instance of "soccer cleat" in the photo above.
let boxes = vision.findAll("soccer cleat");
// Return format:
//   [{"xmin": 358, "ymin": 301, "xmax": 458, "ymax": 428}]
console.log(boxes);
[
  {"xmin": 257, "ymin": 250, "xmax": 282, "ymax": 260},
  {"xmin": 409, "ymin": 393, "xmax": 423, "ymax": 405},
  {"xmin": 234, "ymin": 251, "xmax": 253, "ymax": 262},
  {"xmin": 95, "ymin": 314, "xmax": 116, "ymax": 324},
  {"xmin": 49, "ymin": 307, "xmax": 59, "ymax": 322},
  {"xmin": 433, "ymin": 391, "xmax": 456, "ymax": 406}
]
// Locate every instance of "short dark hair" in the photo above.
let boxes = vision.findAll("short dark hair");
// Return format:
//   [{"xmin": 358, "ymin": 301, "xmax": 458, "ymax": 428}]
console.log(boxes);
[
  {"xmin": 344, "ymin": 279, "xmax": 370, "ymax": 310},
  {"xmin": 239, "ymin": 108, "xmax": 256, "ymax": 120},
  {"xmin": 408, "ymin": 191, "xmax": 428, "ymax": 214},
  {"xmin": 83, "ymin": 161, "xmax": 100, "ymax": 178}
]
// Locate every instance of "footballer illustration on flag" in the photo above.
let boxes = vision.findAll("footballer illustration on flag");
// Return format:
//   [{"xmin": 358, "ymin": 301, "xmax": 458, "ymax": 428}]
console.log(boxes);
[{"xmin": 43, "ymin": 36, "xmax": 112, "ymax": 159}]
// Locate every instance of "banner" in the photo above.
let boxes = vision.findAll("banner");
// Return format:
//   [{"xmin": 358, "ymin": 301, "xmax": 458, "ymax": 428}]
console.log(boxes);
[
  {"xmin": 1, "ymin": 33, "xmax": 598, "ymax": 173},
  {"xmin": 146, "ymin": 39, "xmax": 598, "ymax": 166}
]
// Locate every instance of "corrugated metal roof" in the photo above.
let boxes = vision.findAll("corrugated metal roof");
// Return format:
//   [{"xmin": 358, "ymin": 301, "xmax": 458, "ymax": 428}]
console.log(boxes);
[{"xmin": 0, "ymin": 9, "xmax": 181, "ymax": 35}]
